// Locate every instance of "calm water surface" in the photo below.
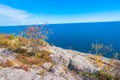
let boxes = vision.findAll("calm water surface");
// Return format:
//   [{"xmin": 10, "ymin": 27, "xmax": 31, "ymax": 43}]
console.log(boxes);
[{"xmin": 0, "ymin": 22, "xmax": 120, "ymax": 59}]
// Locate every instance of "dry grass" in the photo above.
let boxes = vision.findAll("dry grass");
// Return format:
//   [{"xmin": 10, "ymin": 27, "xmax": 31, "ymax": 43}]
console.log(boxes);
[
  {"xmin": 0, "ymin": 34, "xmax": 51, "ymax": 71},
  {"xmin": 0, "ymin": 50, "xmax": 52, "ymax": 71},
  {"xmin": 0, "ymin": 34, "xmax": 48, "ymax": 51},
  {"xmin": 16, "ymin": 50, "xmax": 52, "ymax": 66},
  {"xmin": 0, "ymin": 28, "xmax": 51, "ymax": 71},
  {"xmin": 0, "ymin": 60, "xmax": 14, "ymax": 67},
  {"xmin": 14, "ymin": 65, "xmax": 30, "ymax": 71},
  {"xmin": 0, "ymin": 34, "xmax": 27, "ymax": 50}
]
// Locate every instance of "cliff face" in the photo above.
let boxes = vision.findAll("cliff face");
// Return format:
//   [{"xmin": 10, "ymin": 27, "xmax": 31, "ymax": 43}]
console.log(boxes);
[{"xmin": 0, "ymin": 46, "xmax": 119, "ymax": 80}]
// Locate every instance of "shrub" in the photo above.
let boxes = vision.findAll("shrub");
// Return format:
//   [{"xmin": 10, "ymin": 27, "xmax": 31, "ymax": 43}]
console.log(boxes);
[
  {"xmin": 91, "ymin": 42, "xmax": 113, "ymax": 56},
  {"xmin": 20, "ymin": 25, "xmax": 48, "ymax": 57},
  {"xmin": 90, "ymin": 43, "xmax": 113, "ymax": 68},
  {"xmin": 88, "ymin": 42, "xmax": 120, "ymax": 80},
  {"xmin": 8, "ymin": 34, "xmax": 16, "ymax": 40},
  {"xmin": 0, "ymin": 25, "xmax": 51, "ymax": 68}
]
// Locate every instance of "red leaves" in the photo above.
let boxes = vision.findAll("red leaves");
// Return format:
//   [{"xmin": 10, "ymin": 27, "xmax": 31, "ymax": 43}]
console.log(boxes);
[
  {"xmin": 30, "ymin": 27, "xmax": 35, "ymax": 33},
  {"xmin": 24, "ymin": 25, "xmax": 47, "ymax": 40},
  {"xmin": 25, "ymin": 26, "xmax": 34, "ymax": 34}
]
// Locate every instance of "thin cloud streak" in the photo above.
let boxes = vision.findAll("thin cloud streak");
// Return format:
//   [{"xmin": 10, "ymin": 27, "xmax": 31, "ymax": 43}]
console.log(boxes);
[{"xmin": 0, "ymin": 4, "xmax": 43, "ymax": 26}]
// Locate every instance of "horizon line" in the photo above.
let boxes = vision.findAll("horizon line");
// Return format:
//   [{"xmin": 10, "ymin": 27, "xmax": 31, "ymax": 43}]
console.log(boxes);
[{"xmin": 0, "ymin": 21, "xmax": 120, "ymax": 27}]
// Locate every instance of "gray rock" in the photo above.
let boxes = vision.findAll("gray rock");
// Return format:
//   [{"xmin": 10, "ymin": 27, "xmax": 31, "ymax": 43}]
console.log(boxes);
[
  {"xmin": 50, "ymin": 46, "xmax": 75, "ymax": 67},
  {"xmin": 51, "ymin": 64, "xmax": 66, "ymax": 76},
  {"xmin": 0, "ymin": 48, "xmax": 13, "ymax": 56},
  {"xmin": 0, "ymin": 56, "xmax": 6, "ymax": 63},
  {"xmin": 68, "ymin": 55, "xmax": 97, "ymax": 73},
  {"xmin": 0, "ymin": 68, "xmax": 41, "ymax": 80},
  {"xmin": 42, "ymin": 72, "xmax": 65, "ymax": 80},
  {"xmin": 60, "ymin": 71, "xmax": 82, "ymax": 80},
  {"xmin": 42, "ymin": 62, "xmax": 53, "ymax": 70},
  {"xmin": 0, "ymin": 45, "xmax": 119, "ymax": 80},
  {"xmin": 42, "ymin": 65, "xmax": 78, "ymax": 80},
  {"xmin": 0, "ymin": 48, "xmax": 15, "ymax": 63},
  {"xmin": 50, "ymin": 46, "xmax": 97, "ymax": 73}
]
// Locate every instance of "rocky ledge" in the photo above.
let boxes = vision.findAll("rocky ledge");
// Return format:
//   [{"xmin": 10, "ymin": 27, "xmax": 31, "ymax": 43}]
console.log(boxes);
[{"xmin": 0, "ymin": 46, "xmax": 120, "ymax": 80}]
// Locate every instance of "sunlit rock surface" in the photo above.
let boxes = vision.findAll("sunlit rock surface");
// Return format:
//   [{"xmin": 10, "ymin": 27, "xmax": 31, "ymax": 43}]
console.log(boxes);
[{"xmin": 0, "ymin": 46, "xmax": 119, "ymax": 80}]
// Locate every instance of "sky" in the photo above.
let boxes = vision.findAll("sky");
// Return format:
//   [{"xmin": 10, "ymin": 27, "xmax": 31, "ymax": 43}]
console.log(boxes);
[{"xmin": 0, "ymin": 0, "xmax": 120, "ymax": 26}]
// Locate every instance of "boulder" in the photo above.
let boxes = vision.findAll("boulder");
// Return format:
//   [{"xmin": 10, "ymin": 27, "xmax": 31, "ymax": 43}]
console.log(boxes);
[
  {"xmin": 50, "ymin": 46, "xmax": 74, "ymax": 67},
  {"xmin": 68, "ymin": 55, "xmax": 97, "ymax": 73}
]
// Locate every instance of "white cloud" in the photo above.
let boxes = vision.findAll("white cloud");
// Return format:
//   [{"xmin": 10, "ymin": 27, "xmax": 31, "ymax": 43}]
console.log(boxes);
[
  {"xmin": 0, "ymin": 4, "xmax": 120, "ymax": 26},
  {"xmin": 0, "ymin": 4, "xmax": 29, "ymax": 19},
  {"xmin": 0, "ymin": 4, "xmax": 45, "ymax": 26}
]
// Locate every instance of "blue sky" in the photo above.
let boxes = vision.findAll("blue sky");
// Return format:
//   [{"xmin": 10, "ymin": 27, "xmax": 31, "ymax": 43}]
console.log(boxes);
[{"xmin": 0, "ymin": 0, "xmax": 120, "ymax": 26}]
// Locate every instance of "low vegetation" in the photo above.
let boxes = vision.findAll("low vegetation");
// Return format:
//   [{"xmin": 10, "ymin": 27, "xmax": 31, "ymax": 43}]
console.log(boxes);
[
  {"xmin": 0, "ymin": 25, "xmax": 52, "ymax": 71},
  {"xmin": 79, "ymin": 71, "xmax": 114, "ymax": 80},
  {"xmin": 16, "ymin": 50, "xmax": 52, "ymax": 66},
  {"xmin": 0, "ymin": 60, "xmax": 13, "ymax": 67},
  {"xmin": 0, "ymin": 25, "xmax": 119, "ymax": 79},
  {"xmin": 85, "ymin": 42, "xmax": 120, "ymax": 80}
]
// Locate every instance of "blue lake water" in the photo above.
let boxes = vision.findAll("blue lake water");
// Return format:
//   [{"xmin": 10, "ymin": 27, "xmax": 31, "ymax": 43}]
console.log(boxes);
[{"xmin": 0, "ymin": 22, "xmax": 120, "ymax": 59}]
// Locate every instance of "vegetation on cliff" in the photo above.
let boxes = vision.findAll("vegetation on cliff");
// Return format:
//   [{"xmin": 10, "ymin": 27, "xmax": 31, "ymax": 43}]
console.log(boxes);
[
  {"xmin": 0, "ymin": 25, "xmax": 52, "ymax": 70},
  {"xmin": 0, "ymin": 25, "xmax": 119, "ymax": 80}
]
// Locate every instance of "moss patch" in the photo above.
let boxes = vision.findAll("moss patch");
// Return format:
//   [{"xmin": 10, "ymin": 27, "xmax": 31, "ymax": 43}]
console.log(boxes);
[{"xmin": 78, "ymin": 71, "xmax": 115, "ymax": 80}]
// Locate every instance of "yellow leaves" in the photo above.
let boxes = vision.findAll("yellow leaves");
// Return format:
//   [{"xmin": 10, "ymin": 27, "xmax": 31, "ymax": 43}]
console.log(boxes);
[
  {"xmin": 0, "ymin": 34, "xmax": 3, "ymax": 39},
  {"xmin": 90, "ymin": 42, "xmax": 117, "ymax": 79},
  {"xmin": 98, "ymin": 60, "xmax": 104, "ymax": 67},
  {"xmin": 95, "ymin": 55, "xmax": 100, "ymax": 63},
  {"xmin": 95, "ymin": 55, "xmax": 104, "ymax": 67},
  {"xmin": 86, "ymin": 55, "xmax": 104, "ymax": 68},
  {"xmin": 95, "ymin": 57, "xmax": 116, "ymax": 79},
  {"xmin": 0, "ymin": 66, "xmax": 2, "ymax": 69}
]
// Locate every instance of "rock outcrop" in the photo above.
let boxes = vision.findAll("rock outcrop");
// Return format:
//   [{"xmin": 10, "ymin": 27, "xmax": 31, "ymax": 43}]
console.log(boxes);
[
  {"xmin": 0, "ymin": 68, "xmax": 41, "ymax": 80},
  {"xmin": 0, "ymin": 46, "xmax": 119, "ymax": 80},
  {"xmin": 49, "ymin": 46, "xmax": 99, "ymax": 72},
  {"xmin": 0, "ymin": 49, "xmax": 15, "ymax": 63}
]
